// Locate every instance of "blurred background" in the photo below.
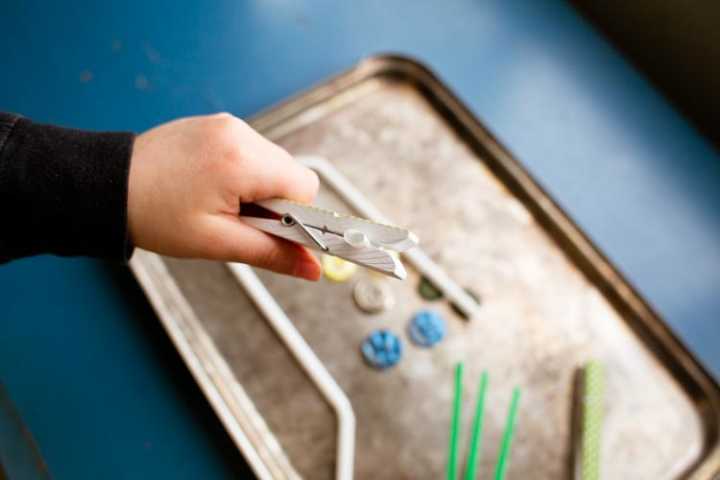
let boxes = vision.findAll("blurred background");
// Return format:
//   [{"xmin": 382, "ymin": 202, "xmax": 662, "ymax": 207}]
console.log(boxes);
[{"xmin": 0, "ymin": 1, "xmax": 718, "ymax": 478}]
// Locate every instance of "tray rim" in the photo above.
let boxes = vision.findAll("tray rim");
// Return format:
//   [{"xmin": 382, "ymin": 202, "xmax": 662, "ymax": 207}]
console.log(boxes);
[{"xmin": 132, "ymin": 53, "xmax": 720, "ymax": 479}]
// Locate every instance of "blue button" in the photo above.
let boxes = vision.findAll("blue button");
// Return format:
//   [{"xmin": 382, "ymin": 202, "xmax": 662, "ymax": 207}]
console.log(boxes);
[
  {"xmin": 361, "ymin": 330, "xmax": 403, "ymax": 370},
  {"xmin": 408, "ymin": 310, "xmax": 447, "ymax": 347}
]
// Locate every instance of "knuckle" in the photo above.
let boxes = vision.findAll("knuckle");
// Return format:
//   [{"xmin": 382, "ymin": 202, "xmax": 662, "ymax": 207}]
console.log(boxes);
[
  {"xmin": 193, "ymin": 226, "xmax": 226, "ymax": 256},
  {"xmin": 208, "ymin": 234, "xmax": 243, "ymax": 262},
  {"xmin": 205, "ymin": 113, "xmax": 237, "ymax": 137},
  {"xmin": 291, "ymin": 166, "xmax": 320, "ymax": 202},
  {"xmin": 273, "ymin": 176, "xmax": 293, "ymax": 199},
  {"xmin": 273, "ymin": 144, "xmax": 293, "ymax": 162},
  {"xmin": 254, "ymin": 244, "xmax": 282, "ymax": 270},
  {"xmin": 306, "ymin": 168, "xmax": 320, "ymax": 195},
  {"xmin": 211, "ymin": 117, "xmax": 238, "ymax": 141},
  {"xmin": 211, "ymin": 111, "xmax": 233, "ymax": 121},
  {"xmin": 204, "ymin": 117, "xmax": 243, "ymax": 162}
]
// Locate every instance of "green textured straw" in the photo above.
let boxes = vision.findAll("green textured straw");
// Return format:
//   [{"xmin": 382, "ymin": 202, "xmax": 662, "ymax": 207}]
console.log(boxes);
[
  {"xmin": 494, "ymin": 387, "xmax": 521, "ymax": 480},
  {"xmin": 581, "ymin": 362, "xmax": 604, "ymax": 480},
  {"xmin": 464, "ymin": 371, "xmax": 489, "ymax": 480},
  {"xmin": 447, "ymin": 363, "xmax": 464, "ymax": 480}
]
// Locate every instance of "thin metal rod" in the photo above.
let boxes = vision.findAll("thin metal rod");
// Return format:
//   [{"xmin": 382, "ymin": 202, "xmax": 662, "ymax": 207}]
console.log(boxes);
[
  {"xmin": 284, "ymin": 213, "xmax": 329, "ymax": 251},
  {"xmin": 300, "ymin": 155, "xmax": 479, "ymax": 319},
  {"xmin": 228, "ymin": 263, "xmax": 356, "ymax": 480}
]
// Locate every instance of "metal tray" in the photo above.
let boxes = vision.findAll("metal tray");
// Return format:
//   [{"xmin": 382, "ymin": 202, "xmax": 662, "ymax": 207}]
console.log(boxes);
[{"xmin": 130, "ymin": 55, "xmax": 720, "ymax": 479}]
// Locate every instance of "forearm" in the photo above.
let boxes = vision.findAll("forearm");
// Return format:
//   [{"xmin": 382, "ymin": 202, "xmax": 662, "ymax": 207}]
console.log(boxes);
[{"xmin": 0, "ymin": 112, "xmax": 135, "ymax": 263}]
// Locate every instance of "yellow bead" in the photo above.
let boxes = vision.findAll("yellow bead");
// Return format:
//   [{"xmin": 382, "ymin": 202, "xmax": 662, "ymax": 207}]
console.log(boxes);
[{"xmin": 322, "ymin": 255, "xmax": 357, "ymax": 282}]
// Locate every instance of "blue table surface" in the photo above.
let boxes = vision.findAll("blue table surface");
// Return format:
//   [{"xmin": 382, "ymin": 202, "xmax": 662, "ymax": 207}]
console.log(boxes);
[{"xmin": 1, "ymin": 1, "xmax": 719, "ymax": 478}]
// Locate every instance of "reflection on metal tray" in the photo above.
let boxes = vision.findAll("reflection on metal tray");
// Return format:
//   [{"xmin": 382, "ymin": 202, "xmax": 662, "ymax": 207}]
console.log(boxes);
[{"xmin": 130, "ymin": 55, "xmax": 720, "ymax": 479}]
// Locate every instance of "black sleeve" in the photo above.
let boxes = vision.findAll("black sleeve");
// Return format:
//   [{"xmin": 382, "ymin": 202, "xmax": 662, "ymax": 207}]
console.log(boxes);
[{"xmin": 0, "ymin": 112, "xmax": 135, "ymax": 263}]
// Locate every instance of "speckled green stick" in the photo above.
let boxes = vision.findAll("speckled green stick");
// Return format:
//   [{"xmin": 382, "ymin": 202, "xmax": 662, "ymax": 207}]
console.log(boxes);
[
  {"xmin": 448, "ymin": 363, "xmax": 464, "ymax": 480},
  {"xmin": 494, "ymin": 387, "xmax": 521, "ymax": 480},
  {"xmin": 581, "ymin": 362, "xmax": 604, "ymax": 480},
  {"xmin": 464, "ymin": 371, "xmax": 489, "ymax": 480}
]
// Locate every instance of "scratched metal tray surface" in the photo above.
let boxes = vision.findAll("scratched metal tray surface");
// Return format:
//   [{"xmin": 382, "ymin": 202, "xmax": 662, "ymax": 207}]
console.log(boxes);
[{"xmin": 130, "ymin": 56, "xmax": 720, "ymax": 479}]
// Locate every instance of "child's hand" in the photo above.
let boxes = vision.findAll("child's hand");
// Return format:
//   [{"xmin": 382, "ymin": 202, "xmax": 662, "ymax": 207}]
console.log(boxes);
[{"xmin": 128, "ymin": 113, "xmax": 322, "ymax": 280}]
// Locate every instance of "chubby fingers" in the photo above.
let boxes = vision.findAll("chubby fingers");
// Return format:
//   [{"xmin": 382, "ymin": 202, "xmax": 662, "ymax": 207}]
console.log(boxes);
[
  {"xmin": 204, "ymin": 215, "xmax": 322, "ymax": 281},
  {"xmin": 210, "ymin": 114, "xmax": 319, "ymax": 204},
  {"xmin": 190, "ymin": 114, "xmax": 322, "ymax": 279},
  {"xmin": 244, "ymin": 141, "xmax": 320, "ymax": 204}
]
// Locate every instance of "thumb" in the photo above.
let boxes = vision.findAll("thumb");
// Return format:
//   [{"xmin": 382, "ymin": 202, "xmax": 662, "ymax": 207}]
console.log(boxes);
[{"xmin": 206, "ymin": 215, "xmax": 322, "ymax": 281}]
